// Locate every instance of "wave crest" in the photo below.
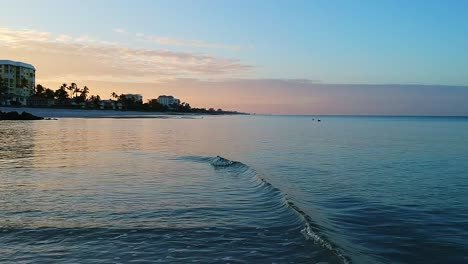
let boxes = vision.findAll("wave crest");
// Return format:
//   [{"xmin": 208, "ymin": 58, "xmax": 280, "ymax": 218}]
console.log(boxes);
[
  {"xmin": 181, "ymin": 155, "xmax": 351, "ymax": 264},
  {"xmin": 210, "ymin": 156, "xmax": 236, "ymax": 167}
]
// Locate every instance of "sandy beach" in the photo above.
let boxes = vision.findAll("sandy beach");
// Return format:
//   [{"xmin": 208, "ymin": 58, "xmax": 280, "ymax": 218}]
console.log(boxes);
[{"xmin": 0, "ymin": 107, "xmax": 186, "ymax": 118}]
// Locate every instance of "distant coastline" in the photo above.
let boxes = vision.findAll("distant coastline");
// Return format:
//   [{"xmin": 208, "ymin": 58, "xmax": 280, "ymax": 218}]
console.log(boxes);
[
  {"xmin": 0, "ymin": 106, "xmax": 247, "ymax": 118},
  {"xmin": 1, "ymin": 79, "xmax": 248, "ymax": 116}
]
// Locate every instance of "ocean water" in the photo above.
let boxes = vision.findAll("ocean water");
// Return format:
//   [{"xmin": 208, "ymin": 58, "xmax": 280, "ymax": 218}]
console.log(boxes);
[{"xmin": 0, "ymin": 115, "xmax": 467, "ymax": 263}]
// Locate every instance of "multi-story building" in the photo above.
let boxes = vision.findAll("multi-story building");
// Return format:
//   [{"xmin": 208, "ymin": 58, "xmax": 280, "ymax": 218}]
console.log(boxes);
[
  {"xmin": 157, "ymin": 95, "xmax": 180, "ymax": 108},
  {"xmin": 123, "ymin": 94, "xmax": 143, "ymax": 103},
  {"xmin": 0, "ymin": 60, "xmax": 36, "ymax": 105}
]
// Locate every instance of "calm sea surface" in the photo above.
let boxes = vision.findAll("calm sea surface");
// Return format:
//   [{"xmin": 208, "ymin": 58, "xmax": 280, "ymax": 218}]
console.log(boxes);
[{"xmin": 1, "ymin": 115, "xmax": 467, "ymax": 263}]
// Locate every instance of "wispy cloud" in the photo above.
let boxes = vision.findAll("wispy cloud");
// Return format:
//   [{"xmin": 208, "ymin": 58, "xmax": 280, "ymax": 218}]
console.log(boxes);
[
  {"xmin": 0, "ymin": 27, "xmax": 251, "ymax": 83},
  {"xmin": 75, "ymin": 35, "xmax": 95, "ymax": 42},
  {"xmin": 55, "ymin": 34, "xmax": 73, "ymax": 42},
  {"xmin": 113, "ymin": 28, "xmax": 127, "ymax": 34},
  {"xmin": 0, "ymin": 28, "xmax": 50, "ymax": 43},
  {"xmin": 115, "ymin": 29, "xmax": 241, "ymax": 50},
  {"xmin": 136, "ymin": 33, "xmax": 241, "ymax": 51}
]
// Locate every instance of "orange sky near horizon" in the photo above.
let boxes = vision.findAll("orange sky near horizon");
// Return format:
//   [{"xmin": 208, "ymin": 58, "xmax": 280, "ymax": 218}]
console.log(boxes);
[{"xmin": 2, "ymin": 27, "xmax": 468, "ymax": 115}]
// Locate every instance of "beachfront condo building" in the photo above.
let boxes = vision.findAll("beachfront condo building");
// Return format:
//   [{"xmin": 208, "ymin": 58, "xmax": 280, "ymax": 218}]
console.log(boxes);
[
  {"xmin": 157, "ymin": 95, "xmax": 180, "ymax": 107},
  {"xmin": 123, "ymin": 94, "xmax": 143, "ymax": 103},
  {"xmin": 0, "ymin": 60, "xmax": 36, "ymax": 105}
]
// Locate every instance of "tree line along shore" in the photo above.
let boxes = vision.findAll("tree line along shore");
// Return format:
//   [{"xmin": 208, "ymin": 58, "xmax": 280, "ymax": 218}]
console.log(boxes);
[{"xmin": 0, "ymin": 80, "xmax": 247, "ymax": 115}]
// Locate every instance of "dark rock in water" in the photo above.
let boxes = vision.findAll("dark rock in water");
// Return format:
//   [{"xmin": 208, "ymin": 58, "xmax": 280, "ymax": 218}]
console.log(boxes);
[{"xmin": 0, "ymin": 111, "xmax": 44, "ymax": 120}]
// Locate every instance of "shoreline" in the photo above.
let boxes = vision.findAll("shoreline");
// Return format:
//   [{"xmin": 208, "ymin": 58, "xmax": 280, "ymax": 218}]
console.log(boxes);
[{"xmin": 0, "ymin": 106, "xmax": 201, "ymax": 118}]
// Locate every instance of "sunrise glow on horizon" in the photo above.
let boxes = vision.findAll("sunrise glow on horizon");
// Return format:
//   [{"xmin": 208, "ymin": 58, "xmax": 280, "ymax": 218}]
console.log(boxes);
[{"xmin": 1, "ymin": 0, "xmax": 468, "ymax": 115}]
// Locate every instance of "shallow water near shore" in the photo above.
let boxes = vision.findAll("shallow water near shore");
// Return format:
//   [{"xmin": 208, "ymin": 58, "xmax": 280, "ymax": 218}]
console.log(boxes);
[{"xmin": 1, "ymin": 115, "xmax": 467, "ymax": 263}]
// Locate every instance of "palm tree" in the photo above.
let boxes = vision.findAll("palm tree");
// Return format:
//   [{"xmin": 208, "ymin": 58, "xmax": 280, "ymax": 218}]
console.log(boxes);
[
  {"xmin": 68, "ymin": 83, "xmax": 78, "ymax": 98},
  {"xmin": 35, "ymin": 84, "xmax": 45, "ymax": 97},
  {"xmin": 111, "ymin": 92, "xmax": 118, "ymax": 100},
  {"xmin": 61, "ymin": 83, "xmax": 68, "ymax": 97},
  {"xmin": 66, "ymin": 83, "xmax": 74, "ymax": 98},
  {"xmin": 73, "ymin": 84, "xmax": 81, "ymax": 99},
  {"xmin": 44, "ymin": 88, "xmax": 55, "ymax": 99},
  {"xmin": 55, "ymin": 85, "xmax": 69, "ymax": 103},
  {"xmin": 80, "ymin": 86, "xmax": 89, "ymax": 101},
  {"xmin": 89, "ymin": 94, "xmax": 101, "ymax": 108}
]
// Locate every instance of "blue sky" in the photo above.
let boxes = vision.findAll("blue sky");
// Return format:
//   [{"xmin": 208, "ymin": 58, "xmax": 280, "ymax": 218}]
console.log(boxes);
[{"xmin": 1, "ymin": 0, "xmax": 468, "ymax": 114}]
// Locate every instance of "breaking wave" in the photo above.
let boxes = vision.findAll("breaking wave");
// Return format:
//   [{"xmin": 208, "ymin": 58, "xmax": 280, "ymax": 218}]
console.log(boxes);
[{"xmin": 180, "ymin": 155, "xmax": 351, "ymax": 264}]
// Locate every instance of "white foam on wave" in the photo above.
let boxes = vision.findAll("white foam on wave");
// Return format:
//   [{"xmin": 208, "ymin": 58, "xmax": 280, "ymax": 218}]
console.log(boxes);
[
  {"xmin": 301, "ymin": 223, "xmax": 350, "ymax": 264},
  {"xmin": 207, "ymin": 155, "xmax": 351, "ymax": 264},
  {"xmin": 210, "ymin": 156, "xmax": 235, "ymax": 167}
]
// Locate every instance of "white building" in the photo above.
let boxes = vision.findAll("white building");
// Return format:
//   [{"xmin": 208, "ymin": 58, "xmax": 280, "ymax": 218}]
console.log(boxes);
[
  {"xmin": 123, "ymin": 94, "xmax": 143, "ymax": 102},
  {"xmin": 157, "ymin": 95, "xmax": 180, "ymax": 107},
  {"xmin": 0, "ymin": 60, "xmax": 36, "ymax": 105}
]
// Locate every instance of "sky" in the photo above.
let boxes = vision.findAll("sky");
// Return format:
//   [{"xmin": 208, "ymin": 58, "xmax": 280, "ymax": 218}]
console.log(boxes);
[{"xmin": 1, "ymin": 0, "xmax": 468, "ymax": 115}]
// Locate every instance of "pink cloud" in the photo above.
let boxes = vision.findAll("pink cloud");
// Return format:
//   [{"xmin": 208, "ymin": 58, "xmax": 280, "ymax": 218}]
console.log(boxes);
[
  {"xmin": 137, "ymin": 33, "xmax": 241, "ymax": 51},
  {"xmin": 0, "ymin": 27, "xmax": 252, "ymax": 83}
]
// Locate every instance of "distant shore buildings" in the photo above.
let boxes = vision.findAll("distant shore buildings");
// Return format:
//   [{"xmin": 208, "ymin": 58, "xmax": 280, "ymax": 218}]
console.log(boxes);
[
  {"xmin": 0, "ymin": 61, "xmax": 240, "ymax": 114},
  {"xmin": 156, "ymin": 95, "xmax": 180, "ymax": 109},
  {"xmin": 123, "ymin": 94, "xmax": 143, "ymax": 103},
  {"xmin": 98, "ymin": 94, "xmax": 142, "ymax": 110},
  {"xmin": 0, "ymin": 60, "xmax": 36, "ymax": 105}
]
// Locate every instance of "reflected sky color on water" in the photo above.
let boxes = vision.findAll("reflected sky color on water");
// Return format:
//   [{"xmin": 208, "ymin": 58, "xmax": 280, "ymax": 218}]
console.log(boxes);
[{"xmin": 1, "ymin": 116, "xmax": 467, "ymax": 263}]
